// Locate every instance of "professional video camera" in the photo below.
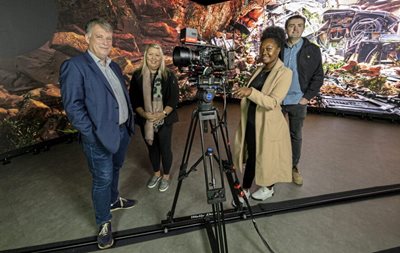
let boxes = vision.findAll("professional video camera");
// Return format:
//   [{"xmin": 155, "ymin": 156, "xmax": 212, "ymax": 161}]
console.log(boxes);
[{"xmin": 173, "ymin": 28, "xmax": 235, "ymax": 110}]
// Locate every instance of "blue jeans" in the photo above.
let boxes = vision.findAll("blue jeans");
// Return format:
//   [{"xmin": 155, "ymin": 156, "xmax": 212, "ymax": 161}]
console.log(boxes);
[
  {"xmin": 81, "ymin": 125, "xmax": 131, "ymax": 225},
  {"xmin": 281, "ymin": 104, "xmax": 307, "ymax": 168}
]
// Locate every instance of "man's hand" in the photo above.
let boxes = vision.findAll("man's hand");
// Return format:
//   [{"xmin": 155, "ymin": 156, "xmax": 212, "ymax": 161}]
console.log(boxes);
[{"xmin": 298, "ymin": 97, "xmax": 309, "ymax": 105}]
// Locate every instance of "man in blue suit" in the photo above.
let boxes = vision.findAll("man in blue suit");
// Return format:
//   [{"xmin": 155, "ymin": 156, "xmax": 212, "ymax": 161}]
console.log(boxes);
[{"xmin": 60, "ymin": 18, "xmax": 137, "ymax": 250}]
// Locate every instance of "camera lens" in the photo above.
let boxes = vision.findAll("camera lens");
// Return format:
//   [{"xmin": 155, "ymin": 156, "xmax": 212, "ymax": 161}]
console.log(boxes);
[{"xmin": 173, "ymin": 46, "xmax": 199, "ymax": 67}]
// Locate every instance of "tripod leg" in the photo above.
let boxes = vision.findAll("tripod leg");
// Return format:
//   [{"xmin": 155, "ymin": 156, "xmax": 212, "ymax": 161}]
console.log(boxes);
[
  {"xmin": 166, "ymin": 110, "xmax": 199, "ymax": 222},
  {"xmin": 208, "ymin": 110, "xmax": 242, "ymax": 208},
  {"xmin": 217, "ymin": 202, "xmax": 228, "ymax": 253},
  {"xmin": 201, "ymin": 110, "xmax": 226, "ymax": 197},
  {"xmin": 216, "ymin": 203, "xmax": 228, "ymax": 253},
  {"xmin": 165, "ymin": 107, "xmax": 231, "ymax": 252},
  {"xmin": 206, "ymin": 202, "xmax": 228, "ymax": 253},
  {"xmin": 224, "ymin": 164, "xmax": 242, "ymax": 208},
  {"xmin": 205, "ymin": 216, "xmax": 219, "ymax": 253},
  {"xmin": 199, "ymin": 111, "xmax": 228, "ymax": 253},
  {"xmin": 215, "ymin": 111, "xmax": 244, "ymax": 208}
]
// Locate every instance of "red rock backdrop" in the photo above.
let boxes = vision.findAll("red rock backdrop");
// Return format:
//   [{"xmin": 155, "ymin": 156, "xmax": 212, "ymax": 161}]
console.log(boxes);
[{"xmin": 0, "ymin": 0, "xmax": 266, "ymax": 155}]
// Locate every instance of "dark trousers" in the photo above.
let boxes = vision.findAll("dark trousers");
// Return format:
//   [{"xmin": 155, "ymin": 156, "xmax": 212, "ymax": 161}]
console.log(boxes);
[
  {"xmin": 140, "ymin": 124, "xmax": 173, "ymax": 175},
  {"xmin": 81, "ymin": 125, "xmax": 131, "ymax": 225},
  {"xmin": 242, "ymin": 123, "xmax": 256, "ymax": 189},
  {"xmin": 281, "ymin": 104, "xmax": 307, "ymax": 168}
]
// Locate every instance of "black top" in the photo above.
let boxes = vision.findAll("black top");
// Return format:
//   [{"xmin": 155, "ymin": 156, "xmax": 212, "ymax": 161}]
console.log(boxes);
[
  {"xmin": 129, "ymin": 69, "xmax": 179, "ymax": 126},
  {"xmin": 247, "ymin": 70, "xmax": 270, "ymax": 127}
]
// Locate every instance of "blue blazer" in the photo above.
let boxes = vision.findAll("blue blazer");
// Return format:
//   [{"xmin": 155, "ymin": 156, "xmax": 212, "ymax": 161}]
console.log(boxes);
[{"xmin": 60, "ymin": 51, "xmax": 134, "ymax": 154}]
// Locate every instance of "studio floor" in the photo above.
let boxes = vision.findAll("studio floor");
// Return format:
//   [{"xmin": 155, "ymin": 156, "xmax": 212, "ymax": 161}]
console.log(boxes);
[{"xmin": 1, "ymin": 102, "xmax": 400, "ymax": 253}]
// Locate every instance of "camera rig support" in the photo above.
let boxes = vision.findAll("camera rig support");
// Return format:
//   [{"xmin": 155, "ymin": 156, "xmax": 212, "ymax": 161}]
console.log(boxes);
[
  {"xmin": 161, "ymin": 101, "xmax": 243, "ymax": 253},
  {"xmin": 161, "ymin": 27, "xmax": 243, "ymax": 252}
]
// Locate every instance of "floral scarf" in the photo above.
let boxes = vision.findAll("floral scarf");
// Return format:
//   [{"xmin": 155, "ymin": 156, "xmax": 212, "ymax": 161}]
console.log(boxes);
[{"xmin": 143, "ymin": 68, "xmax": 164, "ymax": 145}]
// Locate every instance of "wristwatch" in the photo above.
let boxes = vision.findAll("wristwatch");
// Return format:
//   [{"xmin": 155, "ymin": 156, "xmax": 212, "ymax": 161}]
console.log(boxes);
[{"xmin": 163, "ymin": 110, "xmax": 168, "ymax": 116}]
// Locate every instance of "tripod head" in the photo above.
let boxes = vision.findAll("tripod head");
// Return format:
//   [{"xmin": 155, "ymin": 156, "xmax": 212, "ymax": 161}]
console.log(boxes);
[{"xmin": 196, "ymin": 88, "xmax": 216, "ymax": 111}]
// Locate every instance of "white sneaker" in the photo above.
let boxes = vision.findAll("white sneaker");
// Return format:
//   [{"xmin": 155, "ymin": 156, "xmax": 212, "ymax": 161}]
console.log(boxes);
[
  {"xmin": 251, "ymin": 186, "xmax": 274, "ymax": 201},
  {"xmin": 232, "ymin": 189, "xmax": 250, "ymax": 207}
]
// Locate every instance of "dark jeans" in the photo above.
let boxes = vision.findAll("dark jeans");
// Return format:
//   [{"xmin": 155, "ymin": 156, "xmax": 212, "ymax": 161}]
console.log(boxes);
[
  {"xmin": 140, "ymin": 124, "xmax": 173, "ymax": 175},
  {"xmin": 242, "ymin": 121, "xmax": 256, "ymax": 189},
  {"xmin": 81, "ymin": 125, "xmax": 131, "ymax": 225},
  {"xmin": 281, "ymin": 104, "xmax": 307, "ymax": 168}
]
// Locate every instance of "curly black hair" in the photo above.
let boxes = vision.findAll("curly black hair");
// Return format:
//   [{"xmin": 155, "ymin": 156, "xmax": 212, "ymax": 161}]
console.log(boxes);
[{"xmin": 260, "ymin": 26, "xmax": 286, "ymax": 49}]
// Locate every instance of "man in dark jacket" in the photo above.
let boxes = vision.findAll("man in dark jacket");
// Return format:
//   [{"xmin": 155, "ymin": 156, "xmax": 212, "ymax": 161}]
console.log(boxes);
[
  {"xmin": 60, "ymin": 18, "xmax": 137, "ymax": 249},
  {"xmin": 280, "ymin": 15, "xmax": 324, "ymax": 185}
]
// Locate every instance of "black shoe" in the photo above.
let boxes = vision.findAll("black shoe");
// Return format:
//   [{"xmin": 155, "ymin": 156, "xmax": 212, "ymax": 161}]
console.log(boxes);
[
  {"xmin": 97, "ymin": 221, "xmax": 114, "ymax": 249},
  {"xmin": 111, "ymin": 197, "xmax": 138, "ymax": 212}
]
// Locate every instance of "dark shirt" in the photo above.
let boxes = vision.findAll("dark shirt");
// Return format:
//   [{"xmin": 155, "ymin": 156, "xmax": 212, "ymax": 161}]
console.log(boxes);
[
  {"xmin": 247, "ymin": 70, "xmax": 270, "ymax": 127},
  {"xmin": 129, "ymin": 69, "xmax": 179, "ymax": 126}
]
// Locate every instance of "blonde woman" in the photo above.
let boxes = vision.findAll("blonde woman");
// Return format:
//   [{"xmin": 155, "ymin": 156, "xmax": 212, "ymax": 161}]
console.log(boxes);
[{"xmin": 129, "ymin": 44, "xmax": 179, "ymax": 192}]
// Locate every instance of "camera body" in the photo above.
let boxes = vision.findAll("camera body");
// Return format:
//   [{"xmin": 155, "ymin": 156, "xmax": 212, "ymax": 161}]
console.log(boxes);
[{"xmin": 173, "ymin": 28, "xmax": 235, "ymax": 109}]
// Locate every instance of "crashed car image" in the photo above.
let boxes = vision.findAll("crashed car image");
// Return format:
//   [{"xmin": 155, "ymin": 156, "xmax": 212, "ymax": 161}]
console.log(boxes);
[{"xmin": 321, "ymin": 7, "xmax": 399, "ymax": 41}]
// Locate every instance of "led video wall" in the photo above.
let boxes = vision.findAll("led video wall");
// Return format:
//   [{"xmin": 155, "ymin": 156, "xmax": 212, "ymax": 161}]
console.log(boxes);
[{"xmin": 0, "ymin": 0, "xmax": 399, "ymax": 157}]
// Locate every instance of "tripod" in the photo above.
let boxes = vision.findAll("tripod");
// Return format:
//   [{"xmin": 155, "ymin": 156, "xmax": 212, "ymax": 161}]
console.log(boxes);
[{"xmin": 162, "ymin": 102, "xmax": 242, "ymax": 253}]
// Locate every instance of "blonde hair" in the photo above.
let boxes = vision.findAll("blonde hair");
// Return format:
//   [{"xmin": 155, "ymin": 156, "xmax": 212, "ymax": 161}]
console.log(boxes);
[{"xmin": 140, "ymin": 44, "xmax": 168, "ymax": 79}]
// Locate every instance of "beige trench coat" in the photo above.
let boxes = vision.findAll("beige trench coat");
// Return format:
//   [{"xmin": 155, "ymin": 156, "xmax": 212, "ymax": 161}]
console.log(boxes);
[{"xmin": 233, "ymin": 59, "xmax": 292, "ymax": 186}]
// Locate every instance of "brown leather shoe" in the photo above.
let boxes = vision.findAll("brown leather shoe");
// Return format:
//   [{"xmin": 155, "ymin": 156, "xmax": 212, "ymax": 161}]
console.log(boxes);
[{"xmin": 292, "ymin": 168, "xmax": 303, "ymax": 185}]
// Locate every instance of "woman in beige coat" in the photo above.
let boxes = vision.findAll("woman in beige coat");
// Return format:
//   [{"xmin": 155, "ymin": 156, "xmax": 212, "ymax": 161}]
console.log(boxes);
[{"xmin": 233, "ymin": 26, "xmax": 292, "ymax": 202}]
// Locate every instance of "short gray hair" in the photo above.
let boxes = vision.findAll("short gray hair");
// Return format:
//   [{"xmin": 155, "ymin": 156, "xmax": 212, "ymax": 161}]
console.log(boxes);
[{"xmin": 85, "ymin": 18, "xmax": 113, "ymax": 36}]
